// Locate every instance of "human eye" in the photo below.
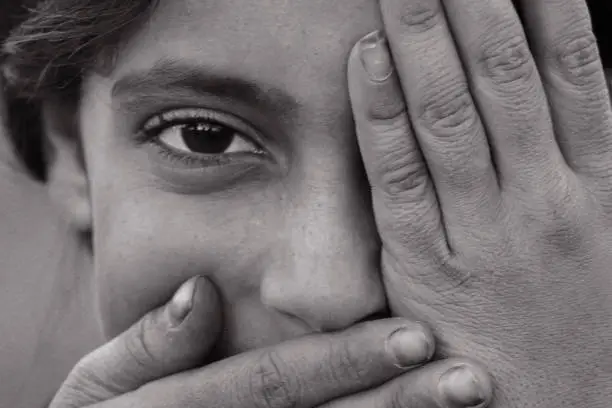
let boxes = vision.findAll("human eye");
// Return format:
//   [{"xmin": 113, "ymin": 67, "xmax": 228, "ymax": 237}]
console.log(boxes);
[{"xmin": 139, "ymin": 107, "xmax": 267, "ymax": 167}]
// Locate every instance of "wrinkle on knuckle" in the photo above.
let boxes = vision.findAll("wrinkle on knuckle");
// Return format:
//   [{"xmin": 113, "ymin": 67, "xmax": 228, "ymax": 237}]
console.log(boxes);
[
  {"xmin": 479, "ymin": 35, "xmax": 536, "ymax": 89},
  {"xmin": 325, "ymin": 336, "xmax": 369, "ymax": 387},
  {"xmin": 63, "ymin": 358, "xmax": 118, "ymax": 403},
  {"xmin": 69, "ymin": 361, "xmax": 108, "ymax": 391},
  {"xmin": 368, "ymin": 95, "xmax": 407, "ymax": 122},
  {"xmin": 554, "ymin": 31, "xmax": 601, "ymax": 86},
  {"xmin": 397, "ymin": 0, "xmax": 442, "ymax": 34},
  {"xmin": 249, "ymin": 350, "xmax": 301, "ymax": 408},
  {"xmin": 123, "ymin": 316, "xmax": 157, "ymax": 371},
  {"xmin": 56, "ymin": 381, "xmax": 101, "ymax": 408},
  {"xmin": 389, "ymin": 378, "xmax": 425, "ymax": 408},
  {"xmin": 449, "ymin": 163, "xmax": 489, "ymax": 194},
  {"xmin": 369, "ymin": 102, "xmax": 410, "ymax": 132},
  {"xmin": 383, "ymin": 196, "xmax": 443, "ymax": 248},
  {"xmin": 426, "ymin": 128, "xmax": 488, "ymax": 170},
  {"xmin": 417, "ymin": 83, "xmax": 477, "ymax": 135},
  {"xmin": 377, "ymin": 144, "xmax": 428, "ymax": 197}
]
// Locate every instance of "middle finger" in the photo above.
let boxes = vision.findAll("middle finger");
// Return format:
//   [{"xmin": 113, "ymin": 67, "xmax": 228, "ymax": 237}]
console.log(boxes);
[
  {"xmin": 442, "ymin": 0, "xmax": 570, "ymax": 193},
  {"xmin": 418, "ymin": 0, "xmax": 569, "ymax": 192},
  {"xmin": 378, "ymin": 0, "xmax": 501, "ymax": 235}
]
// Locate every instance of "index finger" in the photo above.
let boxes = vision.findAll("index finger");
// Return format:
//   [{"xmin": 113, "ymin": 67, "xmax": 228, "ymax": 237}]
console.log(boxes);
[{"xmin": 100, "ymin": 319, "xmax": 435, "ymax": 408}]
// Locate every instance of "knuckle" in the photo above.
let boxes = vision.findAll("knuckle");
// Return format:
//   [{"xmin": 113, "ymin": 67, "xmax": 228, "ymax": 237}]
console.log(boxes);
[
  {"xmin": 444, "ymin": 160, "xmax": 486, "ymax": 193},
  {"xmin": 479, "ymin": 35, "xmax": 536, "ymax": 89},
  {"xmin": 248, "ymin": 350, "xmax": 302, "ymax": 408},
  {"xmin": 520, "ymin": 175, "xmax": 594, "ymax": 254},
  {"xmin": 325, "ymin": 336, "xmax": 370, "ymax": 387},
  {"xmin": 368, "ymin": 94, "xmax": 407, "ymax": 122},
  {"xmin": 381, "ymin": 197, "xmax": 447, "ymax": 257},
  {"xmin": 370, "ymin": 109, "xmax": 411, "ymax": 137},
  {"xmin": 376, "ymin": 142, "xmax": 429, "ymax": 197},
  {"xmin": 60, "ymin": 357, "xmax": 116, "ymax": 403},
  {"xmin": 417, "ymin": 83, "xmax": 477, "ymax": 135},
  {"xmin": 554, "ymin": 31, "xmax": 601, "ymax": 86},
  {"xmin": 122, "ymin": 314, "xmax": 158, "ymax": 371},
  {"xmin": 398, "ymin": 1, "xmax": 442, "ymax": 34},
  {"xmin": 389, "ymin": 380, "xmax": 423, "ymax": 408},
  {"xmin": 69, "ymin": 358, "xmax": 107, "ymax": 390}
]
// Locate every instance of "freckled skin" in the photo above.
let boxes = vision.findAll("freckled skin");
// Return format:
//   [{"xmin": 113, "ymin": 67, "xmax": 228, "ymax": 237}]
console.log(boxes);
[{"xmin": 80, "ymin": 0, "xmax": 389, "ymax": 357}]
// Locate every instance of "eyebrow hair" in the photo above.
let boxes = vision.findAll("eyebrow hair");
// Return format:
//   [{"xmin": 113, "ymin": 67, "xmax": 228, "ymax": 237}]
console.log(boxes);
[{"xmin": 111, "ymin": 58, "xmax": 299, "ymax": 113}]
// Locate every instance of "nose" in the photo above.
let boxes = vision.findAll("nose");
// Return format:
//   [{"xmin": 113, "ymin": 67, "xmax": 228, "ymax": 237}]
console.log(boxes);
[{"xmin": 260, "ymin": 161, "xmax": 387, "ymax": 332}]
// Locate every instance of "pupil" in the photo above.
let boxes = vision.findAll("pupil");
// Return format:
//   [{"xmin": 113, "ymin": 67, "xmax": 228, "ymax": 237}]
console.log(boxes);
[{"xmin": 181, "ymin": 122, "xmax": 235, "ymax": 154}]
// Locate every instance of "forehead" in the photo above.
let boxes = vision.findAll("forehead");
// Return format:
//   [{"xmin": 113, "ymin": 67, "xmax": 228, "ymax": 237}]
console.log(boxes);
[{"xmin": 108, "ymin": 0, "xmax": 383, "ymax": 103}]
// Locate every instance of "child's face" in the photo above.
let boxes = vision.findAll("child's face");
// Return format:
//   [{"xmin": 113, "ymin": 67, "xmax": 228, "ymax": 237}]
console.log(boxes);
[{"xmin": 79, "ymin": 0, "xmax": 387, "ymax": 357}]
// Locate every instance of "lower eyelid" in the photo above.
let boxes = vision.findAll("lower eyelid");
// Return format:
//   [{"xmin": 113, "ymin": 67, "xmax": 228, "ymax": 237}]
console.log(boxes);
[
  {"xmin": 151, "ymin": 140, "xmax": 234, "ymax": 167},
  {"xmin": 144, "ymin": 151, "xmax": 275, "ymax": 196}
]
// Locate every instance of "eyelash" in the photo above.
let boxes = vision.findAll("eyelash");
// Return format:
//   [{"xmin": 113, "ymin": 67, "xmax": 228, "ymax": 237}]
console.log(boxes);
[{"xmin": 137, "ymin": 107, "xmax": 267, "ymax": 167}]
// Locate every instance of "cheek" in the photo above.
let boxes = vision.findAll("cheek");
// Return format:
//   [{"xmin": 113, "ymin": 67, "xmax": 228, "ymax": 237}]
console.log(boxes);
[
  {"xmin": 92, "ymin": 184, "xmax": 278, "ymax": 338},
  {"xmin": 78, "ymin": 84, "xmax": 291, "ymax": 346}
]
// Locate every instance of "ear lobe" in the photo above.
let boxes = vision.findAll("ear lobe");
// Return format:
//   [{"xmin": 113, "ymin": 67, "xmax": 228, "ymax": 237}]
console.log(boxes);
[{"xmin": 42, "ymin": 100, "xmax": 92, "ymax": 232}]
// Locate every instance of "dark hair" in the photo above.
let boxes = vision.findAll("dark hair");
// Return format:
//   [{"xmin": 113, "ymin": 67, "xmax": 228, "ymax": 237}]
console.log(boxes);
[
  {"xmin": 2, "ymin": 0, "xmax": 612, "ymax": 180},
  {"xmin": 1, "ymin": 0, "xmax": 44, "ymax": 179},
  {"xmin": 2, "ymin": 0, "xmax": 157, "ymax": 99},
  {"xmin": 1, "ymin": 0, "xmax": 156, "ymax": 180}
]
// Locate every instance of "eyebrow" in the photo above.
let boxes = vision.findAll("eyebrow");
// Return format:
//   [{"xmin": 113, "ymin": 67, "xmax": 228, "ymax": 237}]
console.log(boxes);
[{"xmin": 111, "ymin": 58, "xmax": 299, "ymax": 114}]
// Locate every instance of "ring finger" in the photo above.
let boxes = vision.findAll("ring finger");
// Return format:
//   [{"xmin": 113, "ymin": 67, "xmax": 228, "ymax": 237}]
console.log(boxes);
[
  {"xmin": 363, "ymin": 0, "xmax": 502, "ymax": 249},
  {"xmin": 422, "ymin": 0, "xmax": 569, "ymax": 192}
]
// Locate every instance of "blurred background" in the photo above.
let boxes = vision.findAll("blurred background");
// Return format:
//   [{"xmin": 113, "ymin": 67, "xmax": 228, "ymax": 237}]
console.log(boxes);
[{"xmin": 0, "ymin": 2, "xmax": 101, "ymax": 408}]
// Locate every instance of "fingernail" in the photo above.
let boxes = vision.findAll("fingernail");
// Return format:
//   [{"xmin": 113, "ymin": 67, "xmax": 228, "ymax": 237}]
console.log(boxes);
[
  {"xmin": 387, "ymin": 326, "xmax": 434, "ymax": 368},
  {"xmin": 167, "ymin": 277, "xmax": 199, "ymax": 327},
  {"xmin": 360, "ymin": 30, "xmax": 394, "ymax": 82},
  {"xmin": 438, "ymin": 365, "xmax": 487, "ymax": 408}
]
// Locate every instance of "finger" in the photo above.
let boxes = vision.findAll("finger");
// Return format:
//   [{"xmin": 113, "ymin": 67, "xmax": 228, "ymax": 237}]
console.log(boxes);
[
  {"xmin": 322, "ymin": 358, "xmax": 492, "ymax": 408},
  {"xmin": 375, "ymin": 1, "xmax": 502, "ymax": 241},
  {"xmin": 50, "ymin": 276, "xmax": 222, "ymax": 407},
  {"xmin": 98, "ymin": 319, "xmax": 436, "ymax": 408},
  {"xmin": 348, "ymin": 30, "xmax": 448, "ymax": 260},
  {"xmin": 437, "ymin": 0, "xmax": 569, "ymax": 192},
  {"xmin": 517, "ymin": 0, "xmax": 612, "ymax": 181},
  {"xmin": 349, "ymin": 29, "xmax": 502, "ymax": 257}
]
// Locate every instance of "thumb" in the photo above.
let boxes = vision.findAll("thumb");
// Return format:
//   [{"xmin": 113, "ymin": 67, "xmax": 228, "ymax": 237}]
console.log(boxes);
[{"xmin": 51, "ymin": 276, "xmax": 222, "ymax": 407}]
